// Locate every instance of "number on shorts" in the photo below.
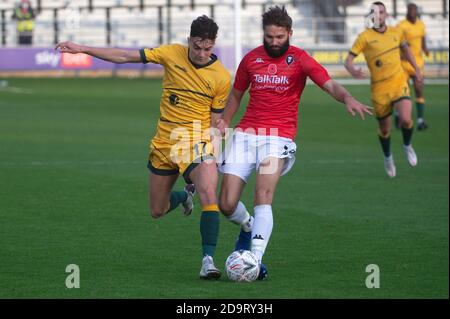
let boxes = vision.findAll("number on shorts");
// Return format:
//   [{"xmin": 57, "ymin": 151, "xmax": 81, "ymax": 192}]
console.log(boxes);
[{"xmin": 193, "ymin": 141, "xmax": 208, "ymax": 158}]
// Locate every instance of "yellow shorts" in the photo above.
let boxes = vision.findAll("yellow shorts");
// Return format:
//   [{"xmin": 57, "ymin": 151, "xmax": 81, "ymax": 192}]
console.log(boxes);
[
  {"xmin": 401, "ymin": 59, "xmax": 424, "ymax": 78},
  {"xmin": 147, "ymin": 137, "xmax": 215, "ymax": 183},
  {"xmin": 371, "ymin": 71, "xmax": 411, "ymax": 119}
]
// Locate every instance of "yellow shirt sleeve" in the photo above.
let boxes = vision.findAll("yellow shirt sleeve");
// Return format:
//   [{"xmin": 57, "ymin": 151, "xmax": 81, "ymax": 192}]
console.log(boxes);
[
  {"xmin": 398, "ymin": 26, "xmax": 407, "ymax": 44},
  {"xmin": 350, "ymin": 33, "xmax": 366, "ymax": 56},
  {"xmin": 139, "ymin": 44, "xmax": 174, "ymax": 65},
  {"xmin": 211, "ymin": 75, "xmax": 231, "ymax": 113}
]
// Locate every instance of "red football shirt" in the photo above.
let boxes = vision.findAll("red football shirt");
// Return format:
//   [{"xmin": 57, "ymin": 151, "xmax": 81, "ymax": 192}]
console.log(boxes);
[{"xmin": 234, "ymin": 45, "xmax": 331, "ymax": 140}]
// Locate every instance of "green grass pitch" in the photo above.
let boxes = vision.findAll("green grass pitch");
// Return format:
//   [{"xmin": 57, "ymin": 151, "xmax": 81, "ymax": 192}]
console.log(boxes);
[{"xmin": 0, "ymin": 78, "xmax": 448, "ymax": 298}]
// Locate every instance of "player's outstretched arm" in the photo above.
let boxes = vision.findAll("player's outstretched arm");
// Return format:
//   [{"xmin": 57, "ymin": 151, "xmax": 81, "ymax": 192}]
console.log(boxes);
[
  {"xmin": 422, "ymin": 36, "xmax": 430, "ymax": 57},
  {"xmin": 215, "ymin": 88, "xmax": 245, "ymax": 135},
  {"xmin": 55, "ymin": 41, "xmax": 141, "ymax": 64},
  {"xmin": 344, "ymin": 54, "xmax": 365, "ymax": 79},
  {"xmin": 322, "ymin": 79, "xmax": 373, "ymax": 120}
]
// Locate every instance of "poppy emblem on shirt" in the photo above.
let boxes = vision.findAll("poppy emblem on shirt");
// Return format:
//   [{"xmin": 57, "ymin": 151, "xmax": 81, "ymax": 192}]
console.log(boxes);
[
  {"xmin": 286, "ymin": 55, "xmax": 294, "ymax": 65},
  {"xmin": 268, "ymin": 64, "xmax": 277, "ymax": 75}
]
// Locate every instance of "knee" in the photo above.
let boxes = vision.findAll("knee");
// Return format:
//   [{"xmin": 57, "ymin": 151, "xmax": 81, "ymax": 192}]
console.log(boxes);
[
  {"xmin": 197, "ymin": 185, "xmax": 217, "ymax": 206},
  {"xmin": 399, "ymin": 117, "xmax": 413, "ymax": 128},
  {"xmin": 218, "ymin": 199, "xmax": 237, "ymax": 215},
  {"xmin": 149, "ymin": 205, "xmax": 166, "ymax": 219},
  {"xmin": 379, "ymin": 127, "xmax": 390, "ymax": 137}
]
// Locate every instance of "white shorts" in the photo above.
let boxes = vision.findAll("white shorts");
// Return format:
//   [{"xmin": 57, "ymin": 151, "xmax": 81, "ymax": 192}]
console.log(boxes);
[{"xmin": 218, "ymin": 131, "xmax": 297, "ymax": 183}]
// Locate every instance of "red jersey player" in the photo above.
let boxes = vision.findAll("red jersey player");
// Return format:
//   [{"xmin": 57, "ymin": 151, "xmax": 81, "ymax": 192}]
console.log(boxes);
[{"xmin": 216, "ymin": 6, "xmax": 372, "ymax": 280}]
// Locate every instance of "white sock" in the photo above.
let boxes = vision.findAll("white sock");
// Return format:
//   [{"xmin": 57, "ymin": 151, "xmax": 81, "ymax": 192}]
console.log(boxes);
[
  {"xmin": 251, "ymin": 205, "xmax": 273, "ymax": 263},
  {"xmin": 225, "ymin": 201, "xmax": 253, "ymax": 232}
]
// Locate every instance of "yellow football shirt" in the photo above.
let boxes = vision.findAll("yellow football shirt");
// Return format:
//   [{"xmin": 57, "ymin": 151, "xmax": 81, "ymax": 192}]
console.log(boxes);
[
  {"xmin": 140, "ymin": 44, "xmax": 231, "ymax": 139},
  {"xmin": 397, "ymin": 19, "xmax": 426, "ymax": 65},
  {"xmin": 350, "ymin": 26, "xmax": 406, "ymax": 84}
]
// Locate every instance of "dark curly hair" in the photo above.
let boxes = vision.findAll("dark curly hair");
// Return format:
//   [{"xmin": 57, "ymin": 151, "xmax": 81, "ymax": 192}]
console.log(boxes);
[
  {"xmin": 190, "ymin": 15, "xmax": 218, "ymax": 40},
  {"xmin": 262, "ymin": 6, "xmax": 292, "ymax": 31}
]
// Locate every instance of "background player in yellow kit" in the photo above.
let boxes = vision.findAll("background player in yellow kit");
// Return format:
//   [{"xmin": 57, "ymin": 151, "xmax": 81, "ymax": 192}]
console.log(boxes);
[
  {"xmin": 345, "ymin": 2, "xmax": 422, "ymax": 178},
  {"xmin": 396, "ymin": 2, "xmax": 430, "ymax": 130},
  {"xmin": 55, "ymin": 16, "xmax": 231, "ymax": 279}
]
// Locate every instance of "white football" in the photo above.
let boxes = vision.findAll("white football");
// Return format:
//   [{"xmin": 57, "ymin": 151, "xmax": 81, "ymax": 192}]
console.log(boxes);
[{"xmin": 225, "ymin": 250, "xmax": 260, "ymax": 282}]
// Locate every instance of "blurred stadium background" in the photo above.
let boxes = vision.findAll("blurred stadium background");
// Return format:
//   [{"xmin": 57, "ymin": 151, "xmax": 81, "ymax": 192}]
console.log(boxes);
[{"xmin": 0, "ymin": 0, "xmax": 448, "ymax": 77}]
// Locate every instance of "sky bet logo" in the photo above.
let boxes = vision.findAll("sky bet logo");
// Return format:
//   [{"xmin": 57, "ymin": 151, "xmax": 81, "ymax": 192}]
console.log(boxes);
[
  {"xmin": 253, "ymin": 74, "xmax": 289, "ymax": 84},
  {"xmin": 35, "ymin": 50, "xmax": 60, "ymax": 68},
  {"xmin": 34, "ymin": 50, "xmax": 92, "ymax": 68}
]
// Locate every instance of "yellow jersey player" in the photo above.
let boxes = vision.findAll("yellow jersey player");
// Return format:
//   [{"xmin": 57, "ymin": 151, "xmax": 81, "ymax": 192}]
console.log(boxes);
[
  {"xmin": 396, "ymin": 3, "xmax": 430, "ymax": 130},
  {"xmin": 55, "ymin": 16, "xmax": 231, "ymax": 279},
  {"xmin": 345, "ymin": 1, "xmax": 423, "ymax": 178}
]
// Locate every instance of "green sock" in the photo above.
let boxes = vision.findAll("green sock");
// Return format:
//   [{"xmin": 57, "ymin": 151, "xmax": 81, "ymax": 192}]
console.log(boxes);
[
  {"xmin": 166, "ymin": 191, "xmax": 188, "ymax": 213},
  {"xmin": 416, "ymin": 102, "xmax": 425, "ymax": 119},
  {"xmin": 378, "ymin": 135, "xmax": 391, "ymax": 157},
  {"xmin": 200, "ymin": 211, "xmax": 220, "ymax": 257},
  {"xmin": 401, "ymin": 127, "xmax": 414, "ymax": 146}
]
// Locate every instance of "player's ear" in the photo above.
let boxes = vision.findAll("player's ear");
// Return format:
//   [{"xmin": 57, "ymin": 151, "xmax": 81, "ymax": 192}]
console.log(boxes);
[{"xmin": 289, "ymin": 29, "xmax": 293, "ymax": 38}]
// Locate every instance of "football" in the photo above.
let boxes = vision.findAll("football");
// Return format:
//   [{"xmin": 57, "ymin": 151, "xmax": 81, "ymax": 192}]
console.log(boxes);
[{"xmin": 225, "ymin": 250, "xmax": 260, "ymax": 282}]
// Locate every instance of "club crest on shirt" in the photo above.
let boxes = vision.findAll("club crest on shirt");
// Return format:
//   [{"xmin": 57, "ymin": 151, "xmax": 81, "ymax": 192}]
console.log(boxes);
[
  {"xmin": 268, "ymin": 64, "xmax": 277, "ymax": 75},
  {"xmin": 286, "ymin": 55, "xmax": 294, "ymax": 65},
  {"xmin": 169, "ymin": 94, "xmax": 180, "ymax": 105}
]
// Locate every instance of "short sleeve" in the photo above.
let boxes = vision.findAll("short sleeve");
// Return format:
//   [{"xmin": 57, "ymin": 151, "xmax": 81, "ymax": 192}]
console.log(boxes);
[
  {"xmin": 211, "ymin": 74, "xmax": 231, "ymax": 113},
  {"xmin": 233, "ymin": 55, "xmax": 251, "ymax": 92},
  {"xmin": 349, "ymin": 33, "xmax": 367, "ymax": 57},
  {"xmin": 396, "ymin": 26, "xmax": 407, "ymax": 45},
  {"xmin": 139, "ymin": 44, "xmax": 173, "ymax": 65},
  {"xmin": 300, "ymin": 52, "xmax": 331, "ymax": 88}
]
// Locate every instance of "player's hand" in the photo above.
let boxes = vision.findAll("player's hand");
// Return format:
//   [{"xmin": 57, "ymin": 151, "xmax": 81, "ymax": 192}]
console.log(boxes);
[
  {"xmin": 351, "ymin": 67, "xmax": 366, "ymax": 79},
  {"xmin": 55, "ymin": 41, "xmax": 84, "ymax": 54},
  {"xmin": 414, "ymin": 68, "xmax": 424, "ymax": 83},
  {"xmin": 215, "ymin": 118, "xmax": 229, "ymax": 136},
  {"xmin": 345, "ymin": 96, "xmax": 373, "ymax": 120}
]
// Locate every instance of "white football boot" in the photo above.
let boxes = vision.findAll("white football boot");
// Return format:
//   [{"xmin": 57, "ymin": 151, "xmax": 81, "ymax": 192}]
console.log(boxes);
[
  {"xmin": 384, "ymin": 155, "xmax": 397, "ymax": 178},
  {"xmin": 199, "ymin": 255, "xmax": 221, "ymax": 279},
  {"xmin": 181, "ymin": 184, "xmax": 196, "ymax": 216},
  {"xmin": 403, "ymin": 144, "xmax": 418, "ymax": 167}
]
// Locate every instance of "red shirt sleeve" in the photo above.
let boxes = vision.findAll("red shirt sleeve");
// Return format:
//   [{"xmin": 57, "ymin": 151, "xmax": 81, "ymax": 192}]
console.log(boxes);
[
  {"xmin": 300, "ymin": 52, "xmax": 331, "ymax": 88},
  {"xmin": 233, "ymin": 55, "xmax": 251, "ymax": 91}
]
